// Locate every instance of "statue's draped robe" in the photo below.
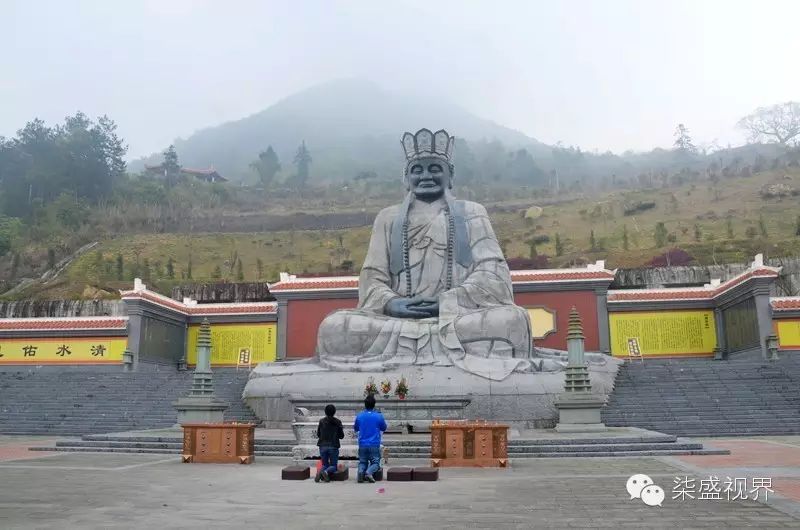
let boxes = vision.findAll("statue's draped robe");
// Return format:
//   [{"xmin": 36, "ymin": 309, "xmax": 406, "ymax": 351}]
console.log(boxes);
[{"xmin": 317, "ymin": 195, "xmax": 532, "ymax": 381}]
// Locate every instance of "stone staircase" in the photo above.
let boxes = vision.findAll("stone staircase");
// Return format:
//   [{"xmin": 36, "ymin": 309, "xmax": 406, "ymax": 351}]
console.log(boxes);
[
  {"xmin": 34, "ymin": 433, "xmax": 293, "ymax": 457},
  {"xmin": 602, "ymin": 356, "xmax": 800, "ymax": 436},
  {"xmin": 0, "ymin": 369, "xmax": 259, "ymax": 435},
  {"xmin": 30, "ymin": 430, "xmax": 726, "ymax": 458}
]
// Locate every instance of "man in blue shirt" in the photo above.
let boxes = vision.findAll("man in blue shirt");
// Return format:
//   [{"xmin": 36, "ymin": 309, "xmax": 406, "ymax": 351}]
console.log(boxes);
[{"xmin": 353, "ymin": 394, "xmax": 387, "ymax": 483}]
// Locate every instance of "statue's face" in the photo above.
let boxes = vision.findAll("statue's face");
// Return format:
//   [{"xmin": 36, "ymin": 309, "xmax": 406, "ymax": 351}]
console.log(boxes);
[{"xmin": 407, "ymin": 156, "xmax": 452, "ymax": 201}]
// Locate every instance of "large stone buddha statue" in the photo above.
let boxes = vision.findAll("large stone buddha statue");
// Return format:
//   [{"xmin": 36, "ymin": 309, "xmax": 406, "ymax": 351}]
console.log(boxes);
[{"xmin": 316, "ymin": 128, "xmax": 534, "ymax": 381}]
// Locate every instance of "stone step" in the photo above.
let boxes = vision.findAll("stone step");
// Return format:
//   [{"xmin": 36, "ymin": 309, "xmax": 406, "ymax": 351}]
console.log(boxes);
[
  {"xmin": 604, "ymin": 357, "xmax": 800, "ymax": 436},
  {"xmin": 507, "ymin": 435, "xmax": 677, "ymax": 446},
  {"xmin": 30, "ymin": 446, "xmax": 182, "ymax": 455},
  {"xmin": 57, "ymin": 440, "xmax": 183, "ymax": 450},
  {"xmin": 607, "ymin": 396, "xmax": 800, "ymax": 403},
  {"xmin": 4, "ymin": 419, "xmax": 175, "ymax": 426},
  {"xmin": 507, "ymin": 442, "xmax": 703, "ymax": 453},
  {"xmin": 604, "ymin": 418, "xmax": 800, "ymax": 426},
  {"xmin": 81, "ymin": 434, "xmax": 285, "ymax": 444},
  {"xmin": 0, "ymin": 369, "xmax": 259, "ymax": 435},
  {"xmin": 510, "ymin": 448, "xmax": 729, "ymax": 457},
  {"xmin": 602, "ymin": 411, "xmax": 800, "ymax": 422},
  {"xmin": 30, "ymin": 445, "xmax": 720, "ymax": 458},
  {"xmin": 1, "ymin": 413, "xmax": 241, "ymax": 418},
  {"xmin": 611, "ymin": 396, "xmax": 800, "ymax": 400},
  {"xmin": 605, "ymin": 427, "xmax": 800, "ymax": 436},
  {"xmin": 28, "ymin": 446, "xmax": 293, "ymax": 457},
  {"xmin": 635, "ymin": 403, "xmax": 788, "ymax": 407},
  {"xmin": 55, "ymin": 440, "xmax": 296, "ymax": 451}
]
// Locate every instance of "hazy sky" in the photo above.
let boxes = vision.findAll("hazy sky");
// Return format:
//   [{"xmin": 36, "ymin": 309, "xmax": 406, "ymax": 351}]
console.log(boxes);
[{"xmin": 3, "ymin": 0, "xmax": 799, "ymax": 159}]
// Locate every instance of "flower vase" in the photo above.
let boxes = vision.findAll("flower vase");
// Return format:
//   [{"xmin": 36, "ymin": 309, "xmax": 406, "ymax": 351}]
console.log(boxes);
[{"xmin": 398, "ymin": 394, "xmax": 406, "ymax": 400}]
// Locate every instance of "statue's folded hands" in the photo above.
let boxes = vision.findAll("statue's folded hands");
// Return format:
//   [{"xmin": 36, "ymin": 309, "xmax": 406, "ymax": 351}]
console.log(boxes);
[{"xmin": 385, "ymin": 296, "xmax": 439, "ymax": 318}]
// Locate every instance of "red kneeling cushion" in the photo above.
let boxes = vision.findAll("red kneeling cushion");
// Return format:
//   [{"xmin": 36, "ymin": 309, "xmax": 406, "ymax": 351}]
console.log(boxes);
[
  {"xmin": 412, "ymin": 467, "xmax": 439, "ymax": 481},
  {"xmin": 282, "ymin": 465, "xmax": 311, "ymax": 480},
  {"xmin": 387, "ymin": 467, "xmax": 414, "ymax": 481}
]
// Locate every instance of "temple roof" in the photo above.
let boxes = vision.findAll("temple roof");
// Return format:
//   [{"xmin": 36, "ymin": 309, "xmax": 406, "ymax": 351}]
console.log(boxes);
[
  {"xmin": 120, "ymin": 281, "xmax": 276, "ymax": 315},
  {"xmin": 269, "ymin": 261, "xmax": 617, "ymax": 292},
  {"xmin": 608, "ymin": 266, "xmax": 779, "ymax": 303},
  {"xmin": 0, "ymin": 317, "xmax": 128, "ymax": 331},
  {"xmin": 143, "ymin": 164, "xmax": 227, "ymax": 182},
  {"xmin": 771, "ymin": 297, "xmax": 800, "ymax": 311}
]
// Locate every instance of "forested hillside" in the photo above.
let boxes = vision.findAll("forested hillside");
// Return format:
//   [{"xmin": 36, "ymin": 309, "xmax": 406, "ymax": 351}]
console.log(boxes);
[{"xmin": 2, "ymin": 82, "xmax": 799, "ymax": 300}]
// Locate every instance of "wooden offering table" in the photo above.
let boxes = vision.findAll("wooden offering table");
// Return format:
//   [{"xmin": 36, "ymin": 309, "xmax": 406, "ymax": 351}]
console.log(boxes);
[
  {"xmin": 430, "ymin": 419, "xmax": 509, "ymax": 468},
  {"xmin": 181, "ymin": 423, "xmax": 255, "ymax": 464}
]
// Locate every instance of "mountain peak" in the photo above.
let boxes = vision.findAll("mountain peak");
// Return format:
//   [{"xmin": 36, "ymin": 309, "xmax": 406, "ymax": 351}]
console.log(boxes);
[{"xmin": 132, "ymin": 79, "xmax": 540, "ymax": 181}]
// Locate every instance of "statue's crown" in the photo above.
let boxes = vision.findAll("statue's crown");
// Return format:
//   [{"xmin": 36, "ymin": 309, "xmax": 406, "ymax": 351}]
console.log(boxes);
[{"xmin": 401, "ymin": 128, "xmax": 455, "ymax": 163}]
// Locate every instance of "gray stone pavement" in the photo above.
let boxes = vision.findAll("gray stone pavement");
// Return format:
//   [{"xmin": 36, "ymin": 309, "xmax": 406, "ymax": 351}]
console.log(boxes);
[{"xmin": 1, "ymin": 448, "xmax": 799, "ymax": 529}]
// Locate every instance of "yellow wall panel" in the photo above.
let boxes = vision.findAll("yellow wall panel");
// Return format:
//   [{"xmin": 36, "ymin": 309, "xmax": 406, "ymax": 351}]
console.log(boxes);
[
  {"xmin": 186, "ymin": 323, "xmax": 276, "ymax": 365},
  {"xmin": 0, "ymin": 337, "xmax": 126, "ymax": 364},
  {"xmin": 777, "ymin": 320, "xmax": 800, "ymax": 348},
  {"xmin": 609, "ymin": 310, "xmax": 716, "ymax": 357},
  {"xmin": 526, "ymin": 307, "xmax": 556, "ymax": 339}
]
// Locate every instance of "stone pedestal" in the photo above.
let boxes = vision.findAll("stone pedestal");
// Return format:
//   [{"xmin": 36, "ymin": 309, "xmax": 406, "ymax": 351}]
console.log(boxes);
[
  {"xmin": 244, "ymin": 353, "xmax": 621, "ymax": 429},
  {"xmin": 291, "ymin": 397, "xmax": 470, "ymax": 433},
  {"xmin": 554, "ymin": 394, "xmax": 606, "ymax": 432},
  {"xmin": 291, "ymin": 419, "xmax": 363, "ymax": 460},
  {"xmin": 175, "ymin": 397, "xmax": 229, "ymax": 424}
]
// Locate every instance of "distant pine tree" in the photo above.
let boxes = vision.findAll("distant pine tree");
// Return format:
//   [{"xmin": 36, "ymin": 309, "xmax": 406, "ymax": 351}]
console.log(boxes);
[
  {"xmin": 622, "ymin": 225, "xmax": 629, "ymax": 251},
  {"xmin": 256, "ymin": 258, "xmax": 264, "ymax": 280},
  {"xmin": 236, "ymin": 258, "xmax": 244, "ymax": 281},
  {"xmin": 654, "ymin": 222, "xmax": 668, "ymax": 247},
  {"xmin": 293, "ymin": 140, "xmax": 312, "ymax": 189},
  {"xmin": 142, "ymin": 258, "xmax": 151, "ymax": 281},
  {"xmin": 759, "ymin": 215, "xmax": 768, "ymax": 237}
]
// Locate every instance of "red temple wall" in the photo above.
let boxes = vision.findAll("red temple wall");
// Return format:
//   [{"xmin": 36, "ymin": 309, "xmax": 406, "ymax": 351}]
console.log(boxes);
[
  {"xmin": 283, "ymin": 289, "xmax": 601, "ymax": 357},
  {"xmin": 285, "ymin": 298, "xmax": 358, "ymax": 358},
  {"xmin": 513, "ymin": 290, "xmax": 600, "ymax": 351}
]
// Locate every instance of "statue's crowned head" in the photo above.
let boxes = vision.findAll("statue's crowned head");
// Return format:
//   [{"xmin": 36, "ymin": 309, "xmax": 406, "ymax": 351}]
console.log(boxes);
[{"xmin": 401, "ymin": 128, "xmax": 455, "ymax": 201}]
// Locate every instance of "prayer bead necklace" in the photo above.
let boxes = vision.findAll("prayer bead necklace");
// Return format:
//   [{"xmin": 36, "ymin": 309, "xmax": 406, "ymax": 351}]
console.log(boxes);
[{"xmin": 402, "ymin": 203, "xmax": 454, "ymax": 296}]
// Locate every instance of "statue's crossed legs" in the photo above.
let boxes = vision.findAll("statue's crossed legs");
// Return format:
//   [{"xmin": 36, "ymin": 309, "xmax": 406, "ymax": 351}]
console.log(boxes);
[{"xmin": 316, "ymin": 305, "xmax": 531, "ymax": 367}]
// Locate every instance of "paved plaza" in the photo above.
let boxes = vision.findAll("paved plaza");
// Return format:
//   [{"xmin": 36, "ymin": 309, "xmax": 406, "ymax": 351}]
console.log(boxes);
[{"xmin": 2, "ymin": 435, "xmax": 800, "ymax": 528}]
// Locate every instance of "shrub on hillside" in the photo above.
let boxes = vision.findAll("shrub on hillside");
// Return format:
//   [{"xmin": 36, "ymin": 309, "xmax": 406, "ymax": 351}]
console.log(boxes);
[
  {"xmin": 507, "ymin": 255, "xmax": 550, "ymax": 270},
  {"xmin": 623, "ymin": 201, "xmax": 656, "ymax": 216},
  {"xmin": 760, "ymin": 183, "xmax": 798, "ymax": 199},
  {"xmin": 646, "ymin": 248, "xmax": 694, "ymax": 267}
]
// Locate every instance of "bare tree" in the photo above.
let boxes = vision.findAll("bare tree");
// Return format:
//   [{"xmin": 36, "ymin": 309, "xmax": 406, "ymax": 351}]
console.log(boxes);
[
  {"xmin": 673, "ymin": 124, "xmax": 697, "ymax": 153},
  {"xmin": 737, "ymin": 101, "xmax": 800, "ymax": 146}
]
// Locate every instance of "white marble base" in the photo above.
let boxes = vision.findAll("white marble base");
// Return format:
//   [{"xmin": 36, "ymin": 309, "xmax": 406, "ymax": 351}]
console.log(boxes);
[{"xmin": 244, "ymin": 355, "xmax": 621, "ymax": 428}]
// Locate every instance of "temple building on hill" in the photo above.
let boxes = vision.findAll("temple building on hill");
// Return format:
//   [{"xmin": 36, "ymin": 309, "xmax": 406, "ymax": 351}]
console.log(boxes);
[{"xmin": 144, "ymin": 164, "xmax": 228, "ymax": 183}]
